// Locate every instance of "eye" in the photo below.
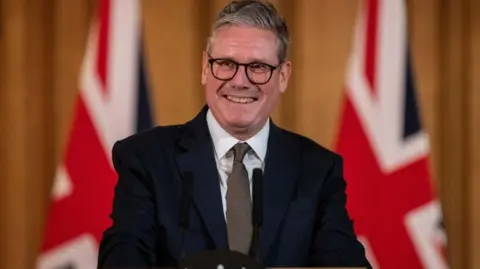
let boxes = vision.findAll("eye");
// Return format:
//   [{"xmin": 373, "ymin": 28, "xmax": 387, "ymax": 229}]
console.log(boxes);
[
  {"xmin": 215, "ymin": 59, "xmax": 236, "ymax": 69},
  {"xmin": 249, "ymin": 63, "xmax": 270, "ymax": 72}
]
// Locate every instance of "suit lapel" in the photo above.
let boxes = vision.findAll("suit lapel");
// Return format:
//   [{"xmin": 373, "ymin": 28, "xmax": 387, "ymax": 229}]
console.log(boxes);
[
  {"xmin": 175, "ymin": 106, "xmax": 228, "ymax": 249},
  {"xmin": 258, "ymin": 123, "xmax": 300, "ymax": 261}
]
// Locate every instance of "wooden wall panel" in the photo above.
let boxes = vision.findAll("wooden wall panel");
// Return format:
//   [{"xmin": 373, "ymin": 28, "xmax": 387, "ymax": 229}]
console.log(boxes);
[
  {"xmin": 142, "ymin": 0, "xmax": 204, "ymax": 125},
  {"xmin": 1, "ymin": 0, "xmax": 31, "ymax": 268},
  {"xmin": 409, "ymin": 0, "xmax": 440, "ymax": 185},
  {"xmin": 0, "ymin": 3, "xmax": 4, "ymax": 265},
  {"xmin": 0, "ymin": 0, "xmax": 479, "ymax": 268},
  {"xmin": 292, "ymin": 0, "xmax": 359, "ymax": 147},
  {"xmin": 468, "ymin": 0, "xmax": 480, "ymax": 267},
  {"xmin": 438, "ymin": 0, "xmax": 470, "ymax": 268},
  {"xmin": 25, "ymin": 0, "xmax": 55, "ymax": 264}
]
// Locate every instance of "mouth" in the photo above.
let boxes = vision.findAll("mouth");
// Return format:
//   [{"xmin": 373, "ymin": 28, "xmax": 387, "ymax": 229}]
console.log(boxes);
[{"xmin": 223, "ymin": 95, "xmax": 258, "ymax": 104}]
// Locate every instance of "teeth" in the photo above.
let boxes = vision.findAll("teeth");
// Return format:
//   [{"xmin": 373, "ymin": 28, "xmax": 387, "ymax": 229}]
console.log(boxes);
[{"xmin": 226, "ymin": 95, "xmax": 255, "ymax": 104}]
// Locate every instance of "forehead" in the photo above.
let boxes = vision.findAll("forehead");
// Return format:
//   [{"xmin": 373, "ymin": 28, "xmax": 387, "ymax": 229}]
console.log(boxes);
[{"xmin": 209, "ymin": 25, "xmax": 278, "ymax": 63}]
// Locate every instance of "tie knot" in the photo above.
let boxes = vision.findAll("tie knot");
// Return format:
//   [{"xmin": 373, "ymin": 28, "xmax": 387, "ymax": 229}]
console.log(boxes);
[{"xmin": 232, "ymin": 142, "xmax": 250, "ymax": 162}]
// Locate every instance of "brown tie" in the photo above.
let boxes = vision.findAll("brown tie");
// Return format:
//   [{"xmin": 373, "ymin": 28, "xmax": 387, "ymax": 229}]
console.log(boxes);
[{"xmin": 226, "ymin": 142, "xmax": 252, "ymax": 254}]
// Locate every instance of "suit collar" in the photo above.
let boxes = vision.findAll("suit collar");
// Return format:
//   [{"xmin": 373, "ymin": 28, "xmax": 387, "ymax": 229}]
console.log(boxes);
[
  {"xmin": 206, "ymin": 108, "xmax": 270, "ymax": 162},
  {"xmin": 177, "ymin": 105, "xmax": 212, "ymax": 151},
  {"xmin": 175, "ymin": 105, "xmax": 300, "ymax": 260}
]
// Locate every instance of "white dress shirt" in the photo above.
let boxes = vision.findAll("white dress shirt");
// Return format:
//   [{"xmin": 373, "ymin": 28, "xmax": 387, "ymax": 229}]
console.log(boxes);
[{"xmin": 206, "ymin": 109, "xmax": 270, "ymax": 220}]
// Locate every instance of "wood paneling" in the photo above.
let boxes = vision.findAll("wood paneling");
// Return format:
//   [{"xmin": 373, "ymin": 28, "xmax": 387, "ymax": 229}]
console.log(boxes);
[
  {"xmin": 1, "ymin": 0, "xmax": 31, "ymax": 267},
  {"xmin": 292, "ymin": 0, "xmax": 358, "ymax": 146},
  {"xmin": 0, "ymin": 1, "xmax": 479, "ymax": 269},
  {"xmin": 409, "ymin": 0, "xmax": 440, "ymax": 184},
  {"xmin": 25, "ymin": 0, "xmax": 56, "ymax": 264},
  {"xmin": 143, "ymin": 0, "xmax": 205, "ymax": 125},
  {"xmin": 468, "ymin": 0, "xmax": 480, "ymax": 267},
  {"xmin": 438, "ymin": 0, "xmax": 470, "ymax": 267}
]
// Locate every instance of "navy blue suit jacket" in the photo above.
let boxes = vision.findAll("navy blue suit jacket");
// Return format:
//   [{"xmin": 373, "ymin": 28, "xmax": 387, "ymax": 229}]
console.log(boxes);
[{"xmin": 97, "ymin": 106, "xmax": 371, "ymax": 268}]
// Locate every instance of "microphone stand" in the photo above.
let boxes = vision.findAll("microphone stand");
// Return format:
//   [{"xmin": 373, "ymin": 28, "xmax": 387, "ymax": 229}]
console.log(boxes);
[
  {"xmin": 179, "ymin": 227, "xmax": 187, "ymax": 269},
  {"xmin": 250, "ymin": 225, "xmax": 260, "ymax": 261},
  {"xmin": 250, "ymin": 168, "xmax": 263, "ymax": 262}
]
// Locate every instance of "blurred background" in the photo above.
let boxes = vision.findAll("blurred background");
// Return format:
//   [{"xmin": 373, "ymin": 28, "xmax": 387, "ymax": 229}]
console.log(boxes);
[{"xmin": 0, "ymin": 0, "xmax": 478, "ymax": 268}]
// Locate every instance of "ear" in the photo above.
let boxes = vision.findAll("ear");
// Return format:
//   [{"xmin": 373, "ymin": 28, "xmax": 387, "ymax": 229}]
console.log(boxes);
[
  {"xmin": 201, "ymin": 51, "xmax": 209, "ymax": 85},
  {"xmin": 278, "ymin": 61, "xmax": 291, "ymax": 93}
]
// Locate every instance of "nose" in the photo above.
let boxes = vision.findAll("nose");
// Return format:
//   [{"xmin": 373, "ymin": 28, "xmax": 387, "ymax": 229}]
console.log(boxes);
[{"xmin": 229, "ymin": 65, "xmax": 250, "ymax": 89}]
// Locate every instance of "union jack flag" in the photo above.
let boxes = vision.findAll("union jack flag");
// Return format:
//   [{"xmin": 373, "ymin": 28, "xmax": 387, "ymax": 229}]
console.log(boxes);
[
  {"xmin": 36, "ymin": 1, "xmax": 153, "ymax": 268},
  {"xmin": 335, "ymin": 0, "xmax": 448, "ymax": 268}
]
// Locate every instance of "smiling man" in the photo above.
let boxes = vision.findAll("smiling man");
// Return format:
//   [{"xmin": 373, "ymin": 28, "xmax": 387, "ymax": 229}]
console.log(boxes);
[{"xmin": 97, "ymin": 1, "xmax": 371, "ymax": 268}]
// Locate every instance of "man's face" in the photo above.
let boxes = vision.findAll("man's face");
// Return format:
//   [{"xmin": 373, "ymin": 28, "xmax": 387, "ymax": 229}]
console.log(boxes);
[{"xmin": 201, "ymin": 25, "xmax": 291, "ymax": 136}]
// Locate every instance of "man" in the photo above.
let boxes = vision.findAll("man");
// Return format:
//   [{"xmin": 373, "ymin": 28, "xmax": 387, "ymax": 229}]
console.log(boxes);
[{"xmin": 98, "ymin": 0, "xmax": 371, "ymax": 268}]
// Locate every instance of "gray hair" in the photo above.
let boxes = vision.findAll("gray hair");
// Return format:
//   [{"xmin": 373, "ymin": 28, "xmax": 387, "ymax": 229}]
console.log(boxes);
[{"xmin": 206, "ymin": 0, "xmax": 290, "ymax": 63}]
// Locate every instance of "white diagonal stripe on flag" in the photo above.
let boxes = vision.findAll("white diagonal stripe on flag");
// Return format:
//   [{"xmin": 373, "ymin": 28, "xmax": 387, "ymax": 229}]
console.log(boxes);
[{"xmin": 108, "ymin": 0, "xmax": 140, "ymax": 142}]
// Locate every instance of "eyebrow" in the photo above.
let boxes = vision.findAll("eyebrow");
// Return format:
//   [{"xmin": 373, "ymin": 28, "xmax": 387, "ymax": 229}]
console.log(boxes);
[{"xmin": 210, "ymin": 55, "xmax": 272, "ymax": 64}]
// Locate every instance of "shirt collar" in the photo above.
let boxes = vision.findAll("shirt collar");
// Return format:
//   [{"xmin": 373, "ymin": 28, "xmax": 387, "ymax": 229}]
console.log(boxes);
[{"xmin": 206, "ymin": 108, "xmax": 269, "ymax": 161}]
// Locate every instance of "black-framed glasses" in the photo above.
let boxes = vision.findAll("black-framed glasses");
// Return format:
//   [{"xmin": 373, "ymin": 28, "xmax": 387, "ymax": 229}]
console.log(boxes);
[{"xmin": 207, "ymin": 56, "xmax": 281, "ymax": 85}]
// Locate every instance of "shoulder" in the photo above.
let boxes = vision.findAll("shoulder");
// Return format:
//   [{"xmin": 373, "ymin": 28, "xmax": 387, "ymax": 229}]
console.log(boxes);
[
  {"xmin": 111, "ymin": 123, "xmax": 186, "ymax": 159},
  {"xmin": 276, "ymin": 126, "xmax": 342, "ymax": 166}
]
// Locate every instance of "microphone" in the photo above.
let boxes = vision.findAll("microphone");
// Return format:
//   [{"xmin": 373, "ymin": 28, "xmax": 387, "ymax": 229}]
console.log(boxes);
[
  {"xmin": 179, "ymin": 171, "xmax": 194, "ymax": 268},
  {"xmin": 250, "ymin": 168, "xmax": 263, "ymax": 261}
]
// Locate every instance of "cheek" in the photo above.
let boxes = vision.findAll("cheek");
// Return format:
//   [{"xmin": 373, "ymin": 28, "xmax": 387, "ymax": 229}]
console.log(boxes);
[
  {"xmin": 205, "ymin": 80, "xmax": 221, "ymax": 96},
  {"xmin": 261, "ymin": 84, "xmax": 280, "ymax": 100}
]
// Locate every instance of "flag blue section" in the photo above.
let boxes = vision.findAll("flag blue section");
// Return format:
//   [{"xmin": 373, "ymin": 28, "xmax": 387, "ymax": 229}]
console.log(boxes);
[
  {"xmin": 403, "ymin": 46, "xmax": 421, "ymax": 139},
  {"xmin": 136, "ymin": 37, "xmax": 154, "ymax": 132}
]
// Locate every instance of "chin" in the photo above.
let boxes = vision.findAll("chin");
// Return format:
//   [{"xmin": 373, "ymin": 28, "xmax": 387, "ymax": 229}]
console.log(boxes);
[
  {"xmin": 211, "ymin": 101, "xmax": 265, "ymax": 130},
  {"xmin": 225, "ymin": 118, "xmax": 255, "ymax": 129}
]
